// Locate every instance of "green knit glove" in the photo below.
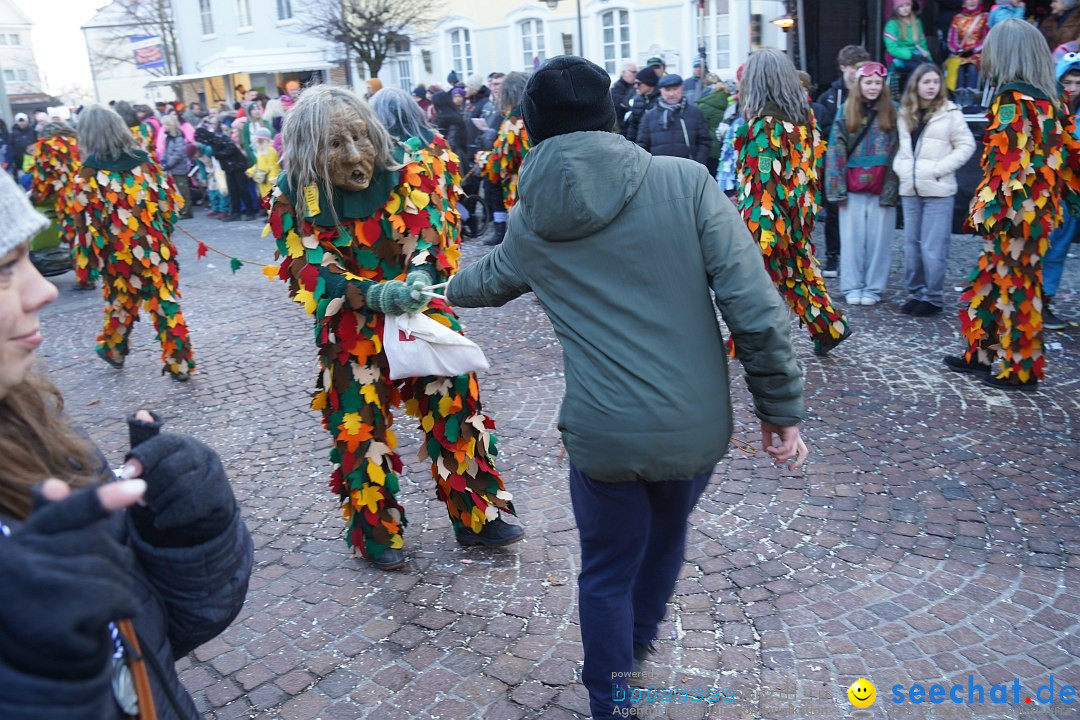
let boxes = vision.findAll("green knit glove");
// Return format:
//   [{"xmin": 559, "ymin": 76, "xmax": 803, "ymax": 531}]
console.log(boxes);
[{"xmin": 365, "ymin": 271, "xmax": 433, "ymax": 315}]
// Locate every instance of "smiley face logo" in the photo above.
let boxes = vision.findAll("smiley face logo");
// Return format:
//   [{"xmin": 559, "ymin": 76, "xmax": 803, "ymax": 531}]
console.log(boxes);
[{"xmin": 847, "ymin": 679, "xmax": 876, "ymax": 709}]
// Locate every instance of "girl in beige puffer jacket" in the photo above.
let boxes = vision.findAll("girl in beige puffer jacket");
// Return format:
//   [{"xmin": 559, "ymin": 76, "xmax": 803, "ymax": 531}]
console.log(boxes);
[{"xmin": 893, "ymin": 64, "xmax": 976, "ymax": 315}]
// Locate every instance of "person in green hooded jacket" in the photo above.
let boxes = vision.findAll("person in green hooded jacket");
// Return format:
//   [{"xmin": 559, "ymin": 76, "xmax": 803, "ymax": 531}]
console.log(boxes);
[
  {"xmin": 696, "ymin": 73, "xmax": 729, "ymax": 176},
  {"xmin": 446, "ymin": 56, "xmax": 805, "ymax": 720}
]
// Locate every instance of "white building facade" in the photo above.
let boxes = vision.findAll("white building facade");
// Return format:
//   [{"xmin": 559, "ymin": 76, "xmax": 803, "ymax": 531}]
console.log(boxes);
[
  {"xmin": 0, "ymin": 0, "xmax": 44, "ymax": 96},
  {"xmin": 383, "ymin": 0, "xmax": 789, "ymax": 90}
]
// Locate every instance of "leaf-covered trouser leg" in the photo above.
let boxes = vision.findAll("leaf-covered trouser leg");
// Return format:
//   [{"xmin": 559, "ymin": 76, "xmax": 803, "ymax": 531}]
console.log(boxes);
[
  {"xmin": 764, "ymin": 238, "xmax": 849, "ymax": 352},
  {"xmin": 402, "ymin": 307, "xmax": 514, "ymax": 534},
  {"xmin": 960, "ymin": 232, "xmax": 1045, "ymax": 382},
  {"xmin": 147, "ymin": 290, "xmax": 195, "ymax": 376},
  {"xmin": 96, "ymin": 281, "xmax": 139, "ymax": 365},
  {"xmin": 319, "ymin": 355, "xmax": 409, "ymax": 560}
]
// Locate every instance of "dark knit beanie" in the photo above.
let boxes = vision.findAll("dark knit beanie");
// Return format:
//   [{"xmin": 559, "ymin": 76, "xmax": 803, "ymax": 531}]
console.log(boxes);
[
  {"xmin": 521, "ymin": 56, "xmax": 617, "ymax": 144},
  {"xmin": 635, "ymin": 68, "xmax": 660, "ymax": 87}
]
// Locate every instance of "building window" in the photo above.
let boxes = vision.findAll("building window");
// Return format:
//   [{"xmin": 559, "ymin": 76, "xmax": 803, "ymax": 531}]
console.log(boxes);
[
  {"xmin": 449, "ymin": 28, "xmax": 473, "ymax": 78},
  {"xmin": 2, "ymin": 69, "xmax": 13, "ymax": 81},
  {"xmin": 9, "ymin": 33, "xmax": 19, "ymax": 45},
  {"xmin": 600, "ymin": 9, "xmax": 630, "ymax": 74},
  {"xmin": 520, "ymin": 19, "xmax": 545, "ymax": 70},
  {"xmin": 277, "ymin": 0, "xmax": 293, "ymax": 21},
  {"xmin": 236, "ymin": 0, "xmax": 252, "ymax": 29},
  {"xmin": 702, "ymin": 0, "xmax": 730, "ymax": 69},
  {"xmin": 397, "ymin": 58, "xmax": 412, "ymax": 90},
  {"xmin": 0, "ymin": 35, "xmax": 6, "ymax": 46},
  {"xmin": 200, "ymin": 0, "xmax": 214, "ymax": 34},
  {"xmin": 17, "ymin": 69, "xmax": 26, "ymax": 81}
]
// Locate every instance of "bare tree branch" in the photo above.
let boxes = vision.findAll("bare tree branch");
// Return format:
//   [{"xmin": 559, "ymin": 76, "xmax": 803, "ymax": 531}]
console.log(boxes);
[
  {"xmin": 90, "ymin": 0, "xmax": 182, "ymax": 80},
  {"xmin": 302, "ymin": 0, "xmax": 443, "ymax": 79}
]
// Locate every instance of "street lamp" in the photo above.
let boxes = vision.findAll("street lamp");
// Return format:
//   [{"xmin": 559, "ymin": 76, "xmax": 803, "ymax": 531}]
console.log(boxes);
[
  {"xmin": 542, "ymin": 0, "xmax": 584, "ymax": 56},
  {"xmin": 770, "ymin": 14, "xmax": 795, "ymax": 31}
]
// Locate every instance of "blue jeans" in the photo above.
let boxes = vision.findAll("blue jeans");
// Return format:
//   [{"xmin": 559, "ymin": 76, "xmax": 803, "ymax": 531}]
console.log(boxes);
[
  {"xmin": 902, "ymin": 195, "xmax": 955, "ymax": 306},
  {"xmin": 839, "ymin": 193, "xmax": 897, "ymax": 301},
  {"xmin": 569, "ymin": 464, "xmax": 711, "ymax": 720},
  {"xmin": 1045, "ymin": 210, "xmax": 1076, "ymax": 297}
]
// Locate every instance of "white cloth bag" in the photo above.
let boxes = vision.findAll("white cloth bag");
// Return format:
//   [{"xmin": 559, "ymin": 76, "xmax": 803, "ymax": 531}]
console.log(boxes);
[{"xmin": 383, "ymin": 312, "xmax": 489, "ymax": 380}]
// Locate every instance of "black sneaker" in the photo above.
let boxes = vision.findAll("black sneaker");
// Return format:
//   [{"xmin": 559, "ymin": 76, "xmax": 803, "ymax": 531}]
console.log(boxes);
[
  {"xmin": 631, "ymin": 642, "xmax": 656, "ymax": 674},
  {"xmin": 900, "ymin": 298, "xmax": 921, "ymax": 314},
  {"xmin": 822, "ymin": 256, "xmax": 839, "ymax": 278},
  {"xmin": 943, "ymin": 355, "xmax": 990, "ymax": 375},
  {"xmin": 368, "ymin": 547, "xmax": 405, "ymax": 571},
  {"xmin": 813, "ymin": 325, "xmax": 852, "ymax": 357},
  {"xmin": 981, "ymin": 375, "xmax": 1038, "ymax": 392},
  {"xmin": 1044, "ymin": 306, "xmax": 1067, "ymax": 331},
  {"xmin": 455, "ymin": 517, "xmax": 525, "ymax": 547},
  {"xmin": 911, "ymin": 301, "xmax": 943, "ymax": 317}
]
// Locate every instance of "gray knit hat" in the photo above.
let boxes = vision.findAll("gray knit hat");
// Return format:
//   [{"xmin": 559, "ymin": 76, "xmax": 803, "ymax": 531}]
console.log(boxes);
[{"xmin": 0, "ymin": 170, "xmax": 50, "ymax": 259}]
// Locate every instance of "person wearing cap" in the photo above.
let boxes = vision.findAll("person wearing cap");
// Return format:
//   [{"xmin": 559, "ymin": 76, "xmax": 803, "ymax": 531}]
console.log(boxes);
[
  {"xmin": 412, "ymin": 85, "xmax": 435, "ymax": 124},
  {"xmin": 636, "ymin": 73, "xmax": 711, "ymax": 166},
  {"xmin": 28, "ymin": 122, "xmax": 94, "ymax": 290},
  {"xmin": 284, "ymin": 80, "xmax": 302, "ymax": 101},
  {"xmin": 624, "ymin": 67, "xmax": 660, "ymax": 142},
  {"xmin": 245, "ymin": 125, "xmax": 280, "ymax": 198},
  {"xmin": 71, "ymin": 105, "xmax": 195, "ymax": 382},
  {"xmin": 444, "ymin": 55, "xmax": 805, "ymax": 720},
  {"xmin": 645, "ymin": 55, "xmax": 666, "ymax": 76},
  {"xmin": 682, "ymin": 56, "xmax": 705, "ymax": 103},
  {"xmin": 9, "ymin": 113, "xmax": 37, "ymax": 181}
]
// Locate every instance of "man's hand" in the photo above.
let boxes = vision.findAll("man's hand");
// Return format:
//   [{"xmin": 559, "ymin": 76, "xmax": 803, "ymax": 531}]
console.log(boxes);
[{"xmin": 760, "ymin": 422, "xmax": 808, "ymax": 470}]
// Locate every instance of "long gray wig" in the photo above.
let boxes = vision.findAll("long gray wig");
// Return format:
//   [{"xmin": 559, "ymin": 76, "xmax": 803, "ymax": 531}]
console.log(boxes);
[
  {"xmin": 280, "ymin": 85, "xmax": 401, "ymax": 208},
  {"xmin": 739, "ymin": 48, "xmax": 810, "ymax": 125},
  {"xmin": 77, "ymin": 105, "xmax": 141, "ymax": 162},
  {"xmin": 370, "ymin": 86, "xmax": 432, "ymax": 143},
  {"xmin": 982, "ymin": 19, "xmax": 1058, "ymax": 101},
  {"xmin": 499, "ymin": 71, "xmax": 531, "ymax": 115}
]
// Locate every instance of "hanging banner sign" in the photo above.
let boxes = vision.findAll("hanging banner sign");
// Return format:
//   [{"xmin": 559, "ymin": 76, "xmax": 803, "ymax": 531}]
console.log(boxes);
[{"xmin": 131, "ymin": 35, "xmax": 166, "ymax": 70}]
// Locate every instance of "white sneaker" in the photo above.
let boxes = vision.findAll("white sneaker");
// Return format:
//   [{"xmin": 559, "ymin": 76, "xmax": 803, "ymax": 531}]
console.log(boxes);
[
  {"xmin": 845, "ymin": 294, "xmax": 862, "ymax": 304},
  {"xmin": 860, "ymin": 297, "xmax": 878, "ymax": 306}
]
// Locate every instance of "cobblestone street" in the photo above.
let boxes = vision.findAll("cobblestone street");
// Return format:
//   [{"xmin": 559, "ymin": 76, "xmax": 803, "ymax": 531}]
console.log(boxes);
[{"xmin": 36, "ymin": 213, "xmax": 1080, "ymax": 720}]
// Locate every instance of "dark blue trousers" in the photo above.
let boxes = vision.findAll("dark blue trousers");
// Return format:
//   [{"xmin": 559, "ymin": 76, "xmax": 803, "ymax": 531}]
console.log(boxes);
[{"xmin": 568, "ymin": 464, "xmax": 711, "ymax": 720}]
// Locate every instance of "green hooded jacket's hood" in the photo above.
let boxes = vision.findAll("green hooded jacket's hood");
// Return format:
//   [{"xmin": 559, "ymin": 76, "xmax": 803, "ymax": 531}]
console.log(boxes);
[{"xmin": 515, "ymin": 131, "xmax": 652, "ymax": 241}]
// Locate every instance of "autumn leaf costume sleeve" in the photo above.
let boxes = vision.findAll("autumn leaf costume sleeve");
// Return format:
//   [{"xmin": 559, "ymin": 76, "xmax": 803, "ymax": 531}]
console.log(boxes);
[
  {"xmin": 267, "ymin": 135, "xmax": 516, "ymax": 561},
  {"xmin": 964, "ymin": 85, "xmax": 1080, "ymax": 382},
  {"xmin": 72, "ymin": 151, "xmax": 195, "ymax": 378},
  {"xmin": 29, "ymin": 135, "xmax": 97, "ymax": 285},
  {"xmin": 478, "ymin": 109, "xmax": 532, "ymax": 209},
  {"xmin": 735, "ymin": 111, "xmax": 849, "ymax": 353}
]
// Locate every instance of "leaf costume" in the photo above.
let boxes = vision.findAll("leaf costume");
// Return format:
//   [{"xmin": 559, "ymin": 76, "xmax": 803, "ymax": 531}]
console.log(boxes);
[
  {"xmin": 735, "ymin": 110, "xmax": 849, "ymax": 352},
  {"xmin": 478, "ymin": 109, "xmax": 531, "ymax": 208},
  {"xmin": 130, "ymin": 122, "xmax": 155, "ymax": 154},
  {"xmin": 964, "ymin": 84, "xmax": 1080, "ymax": 382},
  {"xmin": 72, "ymin": 151, "xmax": 194, "ymax": 377},
  {"xmin": 267, "ymin": 134, "xmax": 516, "ymax": 560},
  {"xmin": 29, "ymin": 134, "xmax": 97, "ymax": 285}
]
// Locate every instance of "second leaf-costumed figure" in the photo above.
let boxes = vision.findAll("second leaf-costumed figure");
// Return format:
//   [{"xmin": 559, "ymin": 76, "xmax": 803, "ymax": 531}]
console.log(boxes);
[{"xmin": 268, "ymin": 86, "xmax": 524, "ymax": 570}]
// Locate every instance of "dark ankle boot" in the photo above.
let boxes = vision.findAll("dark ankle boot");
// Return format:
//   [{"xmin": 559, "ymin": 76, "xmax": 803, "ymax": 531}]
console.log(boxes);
[
  {"xmin": 484, "ymin": 221, "xmax": 506, "ymax": 246},
  {"xmin": 1044, "ymin": 296, "xmax": 1067, "ymax": 331}
]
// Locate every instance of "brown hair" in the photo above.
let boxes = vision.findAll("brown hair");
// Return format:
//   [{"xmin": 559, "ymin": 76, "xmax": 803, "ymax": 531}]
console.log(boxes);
[
  {"xmin": 0, "ymin": 374, "xmax": 97, "ymax": 519},
  {"xmin": 837, "ymin": 45, "xmax": 871, "ymax": 68},
  {"xmin": 900, "ymin": 63, "xmax": 947, "ymax": 129},
  {"xmin": 844, "ymin": 71, "xmax": 897, "ymax": 134}
]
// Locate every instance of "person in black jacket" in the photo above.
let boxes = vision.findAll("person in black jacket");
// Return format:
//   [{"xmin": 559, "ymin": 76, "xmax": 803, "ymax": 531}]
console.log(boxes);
[
  {"xmin": 0, "ymin": 170, "xmax": 253, "ymax": 720},
  {"xmin": 815, "ymin": 45, "xmax": 870, "ymax": 277},
  {"xmin": 610, "ymin": 61, "xmax": 638, "ymax": 136},
  {"xmin": 625, "ymin": 67, "xmax": 661, "ymax": 142},
  {"xmin": 636, "ymin": 74, "xmax": 711, "ymax": 165},
  {"xmin": 431, "ymin": 91, "xmax": 469, "ymax": 170},
  {"xmin": 194, "ymin": 119, "xmax": 256, "ymax": 221},
  {"xmin": 9, "ymin": 114, "xmax": 36, "ymax": 180}
]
